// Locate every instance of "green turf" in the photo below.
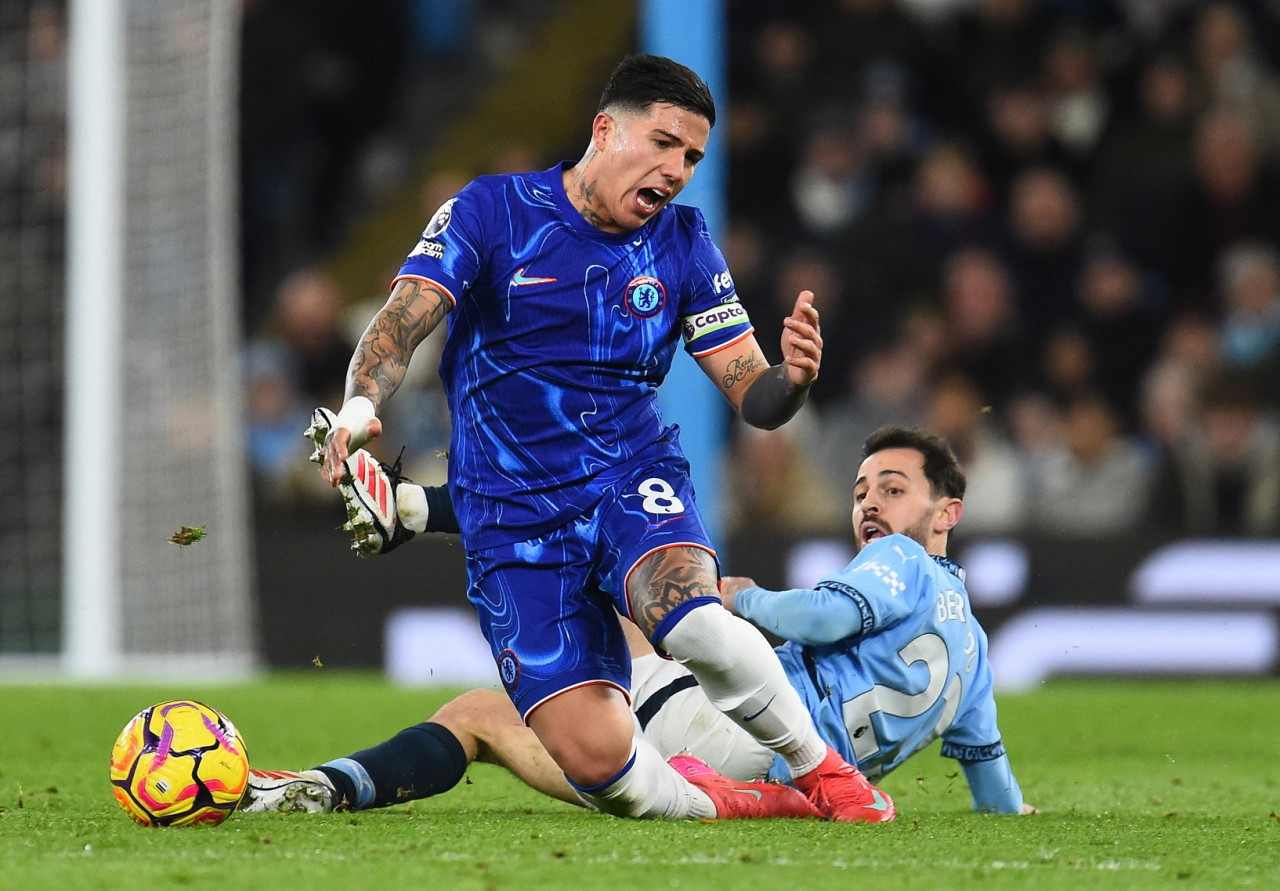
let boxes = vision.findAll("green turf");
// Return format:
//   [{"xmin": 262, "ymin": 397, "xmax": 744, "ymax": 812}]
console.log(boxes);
[{"xmin": 2, "ymin": 674, "xmax": 1277, "ymax": 889}]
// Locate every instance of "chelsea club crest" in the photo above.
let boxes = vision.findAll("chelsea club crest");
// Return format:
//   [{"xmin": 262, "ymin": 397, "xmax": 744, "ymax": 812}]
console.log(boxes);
[
  {"xmin": 624, "ymin": 276, "xmax": 667, "ymax": 318},
  {"xmin": 498, "ymin": 649, "xmax": 522, "ymax": 690}
]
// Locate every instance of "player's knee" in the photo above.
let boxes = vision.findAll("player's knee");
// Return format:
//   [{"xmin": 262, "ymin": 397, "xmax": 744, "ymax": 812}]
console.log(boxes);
[{"xmin": 528, "ymin": 692, "xmax": 634, "ymax": 788}]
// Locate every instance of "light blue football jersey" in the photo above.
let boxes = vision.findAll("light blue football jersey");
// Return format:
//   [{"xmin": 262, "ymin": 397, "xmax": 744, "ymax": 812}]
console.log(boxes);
[
  {"xmin": 736, "ymin": 534, "xmax": 1009, "ymax": 783},
  {"xmin": 396, "ymin": 163, "xmax": 752, "ymax": 548}
]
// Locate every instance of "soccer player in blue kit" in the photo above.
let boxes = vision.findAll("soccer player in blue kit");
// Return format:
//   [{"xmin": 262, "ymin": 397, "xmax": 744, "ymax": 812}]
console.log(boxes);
[
  {"xmin": 245, "ymin": 427, "xmax": 1032, "ymax": 816},
  {"xmin": 306, "ymin": 54, "xmax": 892, "ymax": 822}
]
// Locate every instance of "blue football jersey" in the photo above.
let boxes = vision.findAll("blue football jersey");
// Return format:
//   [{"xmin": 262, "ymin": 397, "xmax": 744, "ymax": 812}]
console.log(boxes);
[
  {"xmin": 736, "ymin": 534, "xmax": 1008, "ymax": 782},
  {"xmin": 395, "ymin": 163, "xmax": 752, "ymax": 548}
]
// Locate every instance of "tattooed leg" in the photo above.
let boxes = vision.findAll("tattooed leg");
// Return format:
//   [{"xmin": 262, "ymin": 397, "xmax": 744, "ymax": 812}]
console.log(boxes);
[{"xmin": 629, "ymin": 546, "xmax": 827, "ymax": 774}]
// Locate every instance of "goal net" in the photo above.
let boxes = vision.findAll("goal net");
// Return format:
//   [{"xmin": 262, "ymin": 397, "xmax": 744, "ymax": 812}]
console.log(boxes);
[{"xmin": 0, "ymin": 0, "xmax": 254, "ymax": 677}]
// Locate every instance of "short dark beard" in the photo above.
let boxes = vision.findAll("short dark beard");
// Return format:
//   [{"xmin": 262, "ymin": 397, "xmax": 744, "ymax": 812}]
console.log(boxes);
[{"xmin": 859, "ymin": 511, "xmax": 934, "ymax": 553}]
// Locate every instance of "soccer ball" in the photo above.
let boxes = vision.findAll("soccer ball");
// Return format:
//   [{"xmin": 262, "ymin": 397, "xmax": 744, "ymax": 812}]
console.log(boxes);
[{"xmin": 108, "ymin": 699, "xmax": 250, "ymax": 826}]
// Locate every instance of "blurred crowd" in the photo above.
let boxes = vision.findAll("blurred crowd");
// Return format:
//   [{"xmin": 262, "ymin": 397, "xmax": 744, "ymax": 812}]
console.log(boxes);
[
  {"xmin": 244, "ymin": 0, "xmax": 1280, "ymax": 541},
  {"xmin": 720, "ymin": 0, "xmax": 1280, "ymax": 540}
]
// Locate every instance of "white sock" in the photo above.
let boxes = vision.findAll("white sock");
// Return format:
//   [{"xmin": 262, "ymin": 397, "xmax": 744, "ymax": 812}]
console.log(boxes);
[
  {"xmin": 660, "ymin": 604, "xmax": 827, "ymax": 778},
  {"xmin": 396, "ymin": 484, "xmax": 429, "ymax": 533},
  {"xmin": 573, "ymin": 739, "xmax": 715, "ymax": 819}
]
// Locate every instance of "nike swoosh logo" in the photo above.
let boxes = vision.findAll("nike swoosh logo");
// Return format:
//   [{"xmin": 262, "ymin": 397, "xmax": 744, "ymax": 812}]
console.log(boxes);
[
  {"xmin": 511, "ymin": 267, "xmax": 558, "ymax": 286},
  {"xmin": 868, "ymin": 790, "xmax": 889, "ymax": 811},
  {"xmin": 742, "ymin": 695, "xmax": 775, "ymax": 722},
  {"xmin": 731, "ymin": 789, "xmax": 763, "ymax": 800}
]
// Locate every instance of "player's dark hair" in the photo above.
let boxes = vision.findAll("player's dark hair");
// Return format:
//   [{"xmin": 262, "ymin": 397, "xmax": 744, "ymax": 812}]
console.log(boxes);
[
  {"xmin": 598, "ymin": 54, "xmax": 716, "ymax": 127},
  {"xmin": 863, "ymin": 426, "xmax": 967, "ymax": 500}
]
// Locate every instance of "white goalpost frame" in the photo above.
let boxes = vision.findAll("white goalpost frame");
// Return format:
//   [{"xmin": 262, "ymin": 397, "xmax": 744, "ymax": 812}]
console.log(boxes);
[
  {"xmin": 63, "ymin": 0, "xmax": 127, "ymax": 678},
  {"xmin": 56, "ymin": 0, "xmax": 255, "ymax": 681}
]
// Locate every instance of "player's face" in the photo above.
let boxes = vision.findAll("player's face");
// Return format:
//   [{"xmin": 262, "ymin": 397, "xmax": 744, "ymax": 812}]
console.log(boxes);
[
  {"xmin": 589, "ymin": 103, "xmax": 710, "ymax": 232},
  {"xmin": 852, "ymin": 448, "xmax": 941, "ymax": 551}
]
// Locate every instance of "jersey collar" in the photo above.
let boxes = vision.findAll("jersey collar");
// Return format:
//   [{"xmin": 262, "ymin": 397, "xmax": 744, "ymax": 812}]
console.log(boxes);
[
  {"xmin": 931, "ymin": 554, "xmax": 965, "ymax": 582},
  {"xmin": 546, "ymin": 161, "xmax": 653, "ymax": 245}
]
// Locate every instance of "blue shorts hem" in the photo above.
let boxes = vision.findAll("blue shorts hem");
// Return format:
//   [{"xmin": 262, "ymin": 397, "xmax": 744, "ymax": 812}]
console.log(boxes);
[{"xmin": 516, "ymin": 673, "xmax": 632, "ymax": 723}]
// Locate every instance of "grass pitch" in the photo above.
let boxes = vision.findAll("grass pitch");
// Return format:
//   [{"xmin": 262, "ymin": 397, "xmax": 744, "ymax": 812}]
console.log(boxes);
[{"xmin": 2, "ymin": 673, "xmax": 1278, "ymax": 889}]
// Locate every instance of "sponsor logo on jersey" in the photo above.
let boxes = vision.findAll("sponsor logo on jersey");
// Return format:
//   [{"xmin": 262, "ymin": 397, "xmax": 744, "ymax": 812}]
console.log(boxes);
[
  {"xmin": 497, "ymin": 648, "xmax": 521, "ymax": 690},
  {"xmin": 510, "ymin": 267, "xmax": 558, "ymax": 286},
  {"xmin": 682, "ymin": 300, "xmax": 748, "ymax": 343},
  {"xmin": 408, "ymin": 238, "xmax": 445, "ymax": 260},
  {"xmin": 624, "ymin": 276, "xmax": 667, "ymax": 317},
  {"xmin": 711, "ymin": 269, "xmax": 734, "ymax": 294}
]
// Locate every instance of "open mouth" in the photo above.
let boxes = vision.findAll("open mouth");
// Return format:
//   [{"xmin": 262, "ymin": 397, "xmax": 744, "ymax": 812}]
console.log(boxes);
[
  {"xmin": 637, "ymin": 186, "xmax": 668, "ymax": 212},
  {"xmin": 861, "ymin": 521, "xmax": 889, "ymax": 544}
]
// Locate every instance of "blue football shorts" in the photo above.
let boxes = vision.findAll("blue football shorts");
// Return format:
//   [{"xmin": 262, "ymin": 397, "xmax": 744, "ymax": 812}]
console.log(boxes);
[{"xmin": 464, "ymin": 454, "xmax": 718, "ymax": 720}]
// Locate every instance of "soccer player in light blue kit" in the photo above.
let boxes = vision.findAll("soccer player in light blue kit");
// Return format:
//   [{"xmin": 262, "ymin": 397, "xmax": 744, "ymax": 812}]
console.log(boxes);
[
  {"xmin": 694, "ymin": 425, "xmax": 1030, "ymax": 812},
  {"xmin": 244, "ymin": 426, "xmax": 1031, "ymax": 816},
  {"xmin": 305, "ymin": 54, "xmax": 891, "ymax": 822}
]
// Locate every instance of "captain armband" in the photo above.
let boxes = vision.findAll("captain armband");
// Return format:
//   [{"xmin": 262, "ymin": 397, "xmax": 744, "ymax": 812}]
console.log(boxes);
[{"xmin": 740, "ymin": 364, "xmax": 811, "ymax": 430}]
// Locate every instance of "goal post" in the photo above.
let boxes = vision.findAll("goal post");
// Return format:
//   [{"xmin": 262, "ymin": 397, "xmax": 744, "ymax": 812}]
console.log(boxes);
[
  {"xmin": 64, "ymin": 0, "xmax": 126, "ymax": 677},
  {"xmin": 59, "ymin": 0, "xmax": 254, "ymax": 679}
]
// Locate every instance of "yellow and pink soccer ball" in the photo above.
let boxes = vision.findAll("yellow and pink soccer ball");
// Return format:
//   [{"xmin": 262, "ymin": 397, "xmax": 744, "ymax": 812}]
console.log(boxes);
[{"xmin": 109, "ymin": 699, "xmax": 249, "ymax": 826}]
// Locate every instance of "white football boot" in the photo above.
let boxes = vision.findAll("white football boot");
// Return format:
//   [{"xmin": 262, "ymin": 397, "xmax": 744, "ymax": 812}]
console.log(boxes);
[{"xmin": 239, "ymin": 769, "xmax": 335, "ymax": 814}]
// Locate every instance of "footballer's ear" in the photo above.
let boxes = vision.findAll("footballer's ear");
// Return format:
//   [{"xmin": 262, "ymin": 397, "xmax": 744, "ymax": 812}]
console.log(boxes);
[
  {"xmin": 591, "ymin": 111, "xmax": 615, "ymax": 150},
  {"xmin": 936, "ymin": 497, "xmax": 963, "ymax": 533}
]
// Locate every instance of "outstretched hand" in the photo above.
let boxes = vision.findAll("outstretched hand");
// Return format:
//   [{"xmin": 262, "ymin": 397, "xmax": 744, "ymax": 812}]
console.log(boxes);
[
  {"xmin": 780, "ymin": 290, "xmax": 822, "ymax": 387},
  {"xmin": 718, "ymin": 575, "xmax": 758, "ymax": 615}
]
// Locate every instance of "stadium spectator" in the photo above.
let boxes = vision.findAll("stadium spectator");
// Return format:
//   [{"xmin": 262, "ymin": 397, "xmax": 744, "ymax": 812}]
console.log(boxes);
[
  {"xmin": 736, "ymin": 17, "xmax": 821, "ymax": 164},
  {"xmin": 1040, "ymin": 26, "xmax": 1111, "ymax": 164},
  {"xmin": 258, "ymin": 267, "xmax": 354, "ymax": 408},
  {"xmin": 1004, "ymin": 389, "xmax": 1065, "ymax": 469},
  {"xmin": 975, "ymin": 78, "xmax": 1073, "ymax": 204},
  {"xmin": 923, "ymin": 371, "xmax": 1030, "ymax": 536},
  {"xmin": 1144, "ymin": 108, "xmax": 1280, "ymax": 313},
  {"xmin": 811, "ymin": 0, "xmax": 933, "ymax": 101},
  {"xmin": 726, "ymin": 422, "xmax": 842, "ymax": 535},
  {"xmin": 1038, "ymin": 324, "xmax": 1098, "ymax": 408},
  {"xmin": 1146, "ymin": 375, "xmax": 1280, "ymax": 537},
  {"xmin": 860, "ymin": 139, "xmax": 1000, "ymax": 296},
  {"xmin": 724, "ymin": 95, "xmax": 797, "ymax": 233},
  {"xmin": 788, "ymin": 115, "xmax": 874, "ymax": 242},
  {"xmin": 1071, "ymin": 238, "xmax": 1167, "ymax": 429},
  {"xmin": 1139, "ymin": 355, "xmax": 1201, "ymax": 460},
  {"xmin": 813, "ymin": 335, "xmax": 932, "ymax": 507},
  {"xmin": 241, "ymin": 426, "xmax": 1034, "ymax": 817},
  {"xmin": 1190, "ymin": 2, "xmax": 1280, "ymax": 161},
  {"xmin": 238, "ymin": 0, "xmax": 410, "ymax": 323},
  {"xmin": 1136, "ymin": 312, "xmax": 1220, "ymax": 462},
  {"xmin": 1030, "ymin": 393, "xmax": 1154, "ymax": 537},
  {"xmin": 1091, "ymin": 51, "xmax": 1197, "ymax": 235},
  {"xmin": 935, "ymin": 246, "xmax": 1035, "ymax": 413},
  {"xmin": 852, "ymin": 60, "xmax": 932, "ymax": 205},
  {"xmin": 243, "ymin": 341, "xmax": 321, "ymax": 509},
  {"xmin": 943, "ymin": 0, "xmax": 1056, "ymax": 142},
  {"xmin": 1003, "ymin": 165, "xmax": 1086, "ymax": 335},
  {"xmin": 1215, "ymin": 240, "xmax": 1280, "ymax": 406}
]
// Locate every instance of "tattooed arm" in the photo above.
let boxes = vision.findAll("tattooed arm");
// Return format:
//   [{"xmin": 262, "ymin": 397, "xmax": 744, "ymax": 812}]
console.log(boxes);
[
  {"xmin": 321, "ymin": 278, "xmax": 451, "ymax": 484},
  {"xmin": 695, "ymin": 290, "xmax": 822, "ymax": 430}
]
